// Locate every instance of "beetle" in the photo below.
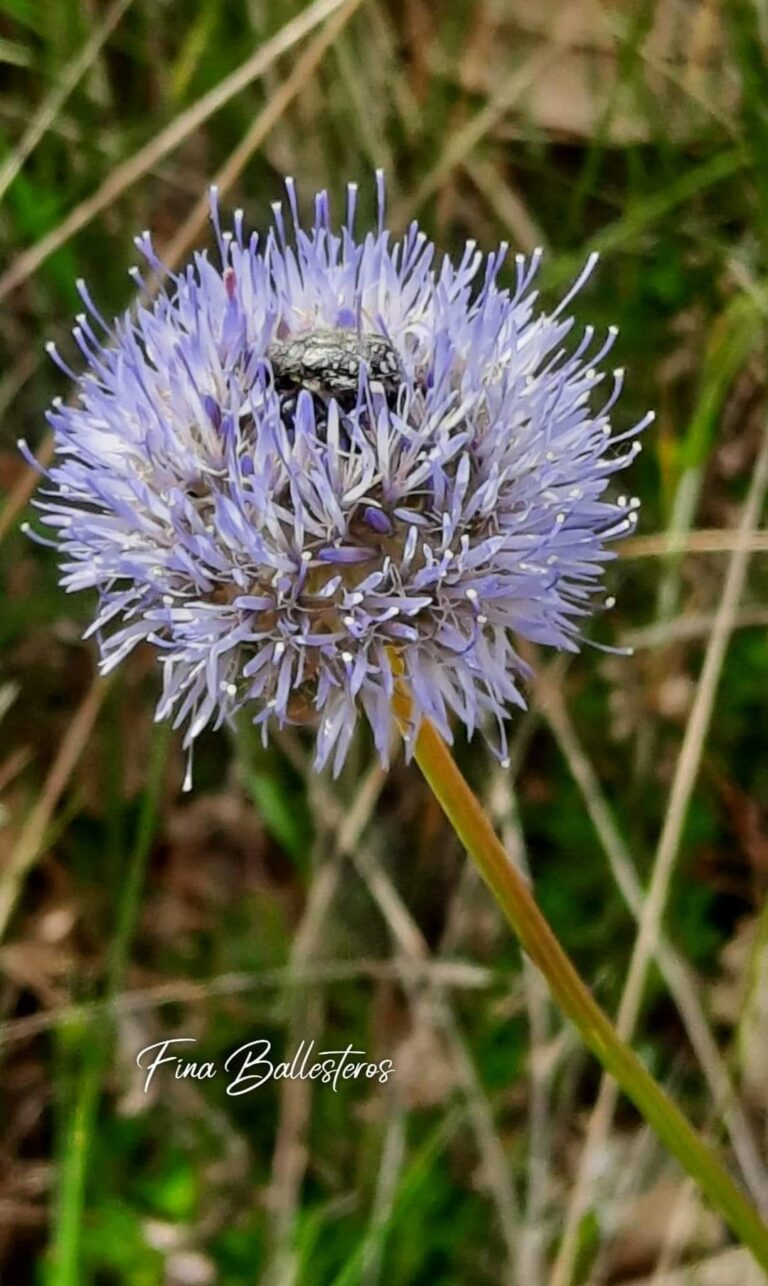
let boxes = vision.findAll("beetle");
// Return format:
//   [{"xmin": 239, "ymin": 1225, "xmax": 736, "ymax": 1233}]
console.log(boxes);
[{"xmin": 267, "ymin": 328, "xmax": 402, "ymax": 411}]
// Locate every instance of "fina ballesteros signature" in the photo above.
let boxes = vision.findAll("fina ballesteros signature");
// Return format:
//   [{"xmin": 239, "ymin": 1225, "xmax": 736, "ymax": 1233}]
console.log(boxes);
[{"xmin": 136, "ymin": 1038, "xmax": 394, "ymax": 1095}]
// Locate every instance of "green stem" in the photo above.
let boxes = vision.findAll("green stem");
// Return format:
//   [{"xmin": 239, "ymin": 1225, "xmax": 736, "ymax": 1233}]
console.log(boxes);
[{"xmin": 394, "ymin": 689, "xmax": 768, "ymax": 1272}]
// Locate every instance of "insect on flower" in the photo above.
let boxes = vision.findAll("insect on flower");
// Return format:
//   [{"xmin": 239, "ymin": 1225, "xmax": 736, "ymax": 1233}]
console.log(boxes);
[
  {"xmin": 268, "ymin": 328, "xmax": 402, "ymax": 402},
  {"xmin": 26, "ymin": 173, "xmax": 651, "ymax": 787},
  {"xmin": 267, "ymin": 328, "xmax": 403, "ymax": 445}
]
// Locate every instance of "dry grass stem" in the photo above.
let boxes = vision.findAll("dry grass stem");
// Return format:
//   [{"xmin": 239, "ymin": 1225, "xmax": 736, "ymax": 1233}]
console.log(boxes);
[
  {"xmin": 0, "ymin": 958, "xmax": 495, "ymax": 1047},
  {"xmin": 0, "ymin": 0, "xmax": 136, "ymax": 203},
  {"xmin": 158, "ymin": 0, "xmax": 364, "ymax": 273},
  {"xmin": 0, "ymin": 675, "xmax": 111, "ymax": 942},
  {"xmin": 276, "ymin": 733, "xmax": 524, "ymax": 1282},
  {"xmin": 550, "ymin": 421, "xmax": 768, "ymax": 1285},
  {"xmin": 265, "ymin": 752, "xmax": 387, "ymax": 1285},
  {"xmin": 0, "ymin": 0, "xmax": 348, "ymax": 304},
  {"xmin": 538, "ymin": 672, "xmax": 768, "ymax": 1209},
  {"xmin": 621, "ymin": 529, "xmax": 768, "ymax": 559}
]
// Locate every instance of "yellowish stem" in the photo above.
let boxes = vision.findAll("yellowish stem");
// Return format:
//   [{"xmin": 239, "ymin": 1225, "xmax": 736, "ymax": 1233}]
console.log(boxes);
[{"xmin": 392, "ymin": 683, "xmax": 768, "ymax": 1272}]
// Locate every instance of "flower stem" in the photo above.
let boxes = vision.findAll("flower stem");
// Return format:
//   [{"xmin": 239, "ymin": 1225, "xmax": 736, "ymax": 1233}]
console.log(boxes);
[{"xmin": 393, "ymin": 687, "xmax": 768, "ymax": 1271}]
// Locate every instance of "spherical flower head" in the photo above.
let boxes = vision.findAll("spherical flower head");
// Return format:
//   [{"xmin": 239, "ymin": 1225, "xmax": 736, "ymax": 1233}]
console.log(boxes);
[{"xmin": 29, "ymin": 175, "xmax": 650, "ymax": 787}]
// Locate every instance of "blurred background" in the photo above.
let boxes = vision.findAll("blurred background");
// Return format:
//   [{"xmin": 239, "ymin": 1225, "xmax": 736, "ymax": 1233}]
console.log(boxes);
[{"xmin": 2, "ymin": 1, "xmax": 768, "ymax": 1282}]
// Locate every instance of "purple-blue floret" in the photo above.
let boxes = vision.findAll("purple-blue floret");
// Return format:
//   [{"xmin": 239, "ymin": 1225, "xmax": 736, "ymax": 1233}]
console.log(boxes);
[{"xmin": 28, "ymin": 175, "xmax": 650, "ymax": 786}]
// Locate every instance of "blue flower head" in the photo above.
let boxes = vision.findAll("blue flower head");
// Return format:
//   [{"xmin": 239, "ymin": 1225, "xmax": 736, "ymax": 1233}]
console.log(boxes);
[{"xmin": 29, "ymin": 175, "xmax": 650, "ymax": 786}]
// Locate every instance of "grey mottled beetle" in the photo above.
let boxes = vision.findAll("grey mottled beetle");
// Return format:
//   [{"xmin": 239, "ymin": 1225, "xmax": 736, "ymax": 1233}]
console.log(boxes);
[{"xmin": 267, "ymin": 328, "xmax": 402, "ymax": 409}]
